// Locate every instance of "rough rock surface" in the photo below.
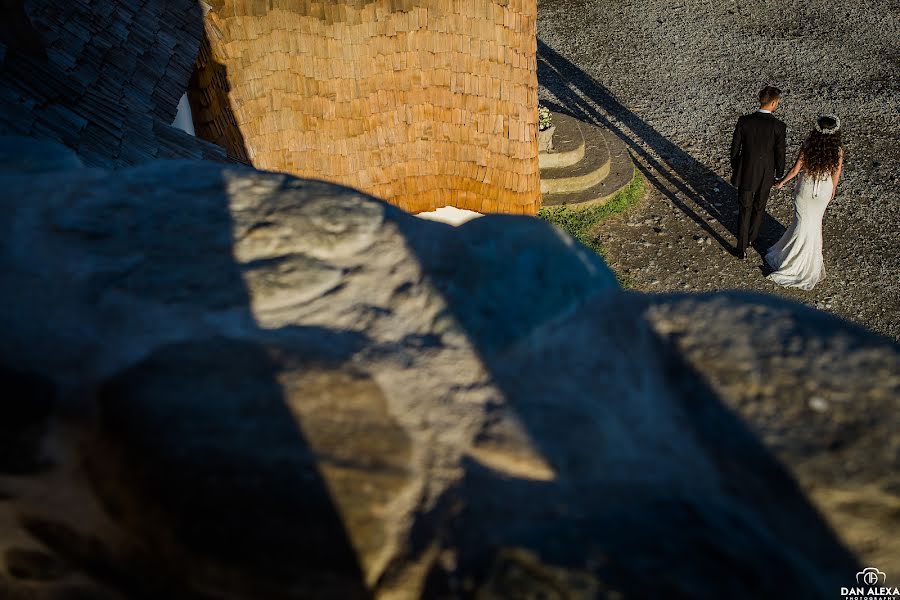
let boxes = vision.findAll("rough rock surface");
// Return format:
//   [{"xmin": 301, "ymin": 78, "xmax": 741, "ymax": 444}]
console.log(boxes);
[
  {"xmin": 638, "ymin": 292, "xmax": 900, "ymax": 575},
  {"xmin": 537, "ymin": 0, "xmax": 899, "ymax": 341},
  {"xmin": 0, "ymin": 137, "xmax": 896, "ymax": 598}
]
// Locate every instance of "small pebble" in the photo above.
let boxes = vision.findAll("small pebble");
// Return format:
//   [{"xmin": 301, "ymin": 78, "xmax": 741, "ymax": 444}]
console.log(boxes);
[{"xmin": 808, "ymin": 397, "xmax": 829, "ymax": 412}]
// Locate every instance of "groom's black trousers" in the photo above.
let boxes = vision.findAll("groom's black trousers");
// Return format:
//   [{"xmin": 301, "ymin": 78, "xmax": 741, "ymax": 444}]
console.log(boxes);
[{"xmin": 737, "ymin": 185, "xmax": 771, "ymax": 253}]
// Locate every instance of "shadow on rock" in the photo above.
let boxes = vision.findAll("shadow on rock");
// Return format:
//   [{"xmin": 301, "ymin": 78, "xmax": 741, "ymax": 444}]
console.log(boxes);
[
  {"xmin": 0, "ymin": 135, "xmax": 888, "ymax": 599},
  {"xmin": 393, "ymin": 242, "xmax": 861, "ymax": 596}
]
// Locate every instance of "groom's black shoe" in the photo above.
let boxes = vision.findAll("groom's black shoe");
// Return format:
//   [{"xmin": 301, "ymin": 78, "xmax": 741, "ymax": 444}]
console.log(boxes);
[{"xmin": 734, "ymin": 247, "xmax": 746, "ymax": 260}]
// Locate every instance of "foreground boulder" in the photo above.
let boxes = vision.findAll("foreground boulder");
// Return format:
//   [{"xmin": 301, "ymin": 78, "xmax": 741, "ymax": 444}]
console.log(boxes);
[{"xmin": 0, "ymin": 137, "xmax": 896, "ymax": 599}]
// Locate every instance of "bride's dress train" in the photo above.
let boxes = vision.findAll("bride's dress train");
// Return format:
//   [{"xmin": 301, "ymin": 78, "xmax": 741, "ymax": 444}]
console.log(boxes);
[{"xmin": 765, "ymin": 172, "xmax": 832, "ymax": 290}]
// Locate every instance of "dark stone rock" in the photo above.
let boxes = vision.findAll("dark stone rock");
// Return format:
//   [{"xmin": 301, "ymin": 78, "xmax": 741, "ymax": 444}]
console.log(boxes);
[
  {"xmin": 83, "ymin": 337, "xmax": 409, "ymax": 598},
  {"xmin": 0, "ymin": 138, "xmax": 893, "ymax": 598},
  {"xmin": 3, "ymin": 547, "xmax": 69, "ymax": 581},
  {"xmin": 0, "ymin": 365, "xmax": 55, "ymax": 474}
]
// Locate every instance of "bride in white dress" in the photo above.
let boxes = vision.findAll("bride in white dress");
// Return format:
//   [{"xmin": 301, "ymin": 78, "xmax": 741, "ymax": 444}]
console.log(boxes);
[{"xmin": 766, "ymin": 114, "xmax": 844, "ymax": 290}]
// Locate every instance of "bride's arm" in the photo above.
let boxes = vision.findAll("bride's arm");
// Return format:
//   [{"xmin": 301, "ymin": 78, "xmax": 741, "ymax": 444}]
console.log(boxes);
[
  {"xmin": 774, "ymin": 151, "xmax": 804, "ymax": 189},
  {"xmin": 831, "ymin": 149, "xmax": 844, "ymax": 200}
]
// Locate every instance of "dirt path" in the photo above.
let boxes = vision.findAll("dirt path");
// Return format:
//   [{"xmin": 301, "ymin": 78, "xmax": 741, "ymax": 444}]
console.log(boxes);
[{"xmin": 537, "ymin": 0, "xmax": 899, "ymax": 340}]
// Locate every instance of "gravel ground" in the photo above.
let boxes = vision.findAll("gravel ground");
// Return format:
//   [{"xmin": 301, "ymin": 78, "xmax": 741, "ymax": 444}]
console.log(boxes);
[{"xmin": 537, "ymin": 0, "xmax": 899, "ymax": 340}]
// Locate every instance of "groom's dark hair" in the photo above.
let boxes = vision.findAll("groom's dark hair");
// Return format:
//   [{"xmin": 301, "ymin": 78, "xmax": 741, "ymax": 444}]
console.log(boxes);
[{"xmin": 759, "ymin": 86, "xmax": 782, "ymax": 105}]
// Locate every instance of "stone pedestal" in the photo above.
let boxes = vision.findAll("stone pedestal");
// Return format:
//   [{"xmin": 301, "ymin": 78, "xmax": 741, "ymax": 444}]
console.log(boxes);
[{"xmin": 538, "ymin": 125, "xmax": 555, "ymax": 153}]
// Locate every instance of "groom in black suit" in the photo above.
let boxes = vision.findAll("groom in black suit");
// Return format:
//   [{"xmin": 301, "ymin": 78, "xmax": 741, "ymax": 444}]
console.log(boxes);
[{"xmin": 730, "ymin": 86, "xmax": 787, "ymax": 259}]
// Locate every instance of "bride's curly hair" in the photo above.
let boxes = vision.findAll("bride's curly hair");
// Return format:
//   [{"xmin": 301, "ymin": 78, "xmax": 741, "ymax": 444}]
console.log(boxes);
[{"xmin": 802, "ymin": 116, "xmax": 843, "ymax": 177}]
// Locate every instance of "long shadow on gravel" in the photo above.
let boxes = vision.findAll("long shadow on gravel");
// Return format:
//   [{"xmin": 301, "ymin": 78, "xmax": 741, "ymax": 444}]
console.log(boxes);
[{"xmin": 537, "ymin": 39, "xmax": 787, "ymax": 257}]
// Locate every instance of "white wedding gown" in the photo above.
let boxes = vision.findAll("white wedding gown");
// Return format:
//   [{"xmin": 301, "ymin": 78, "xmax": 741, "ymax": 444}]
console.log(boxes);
[{"xmin": 765, "ymin": 171, "xmax": 832, "ymax": 290}]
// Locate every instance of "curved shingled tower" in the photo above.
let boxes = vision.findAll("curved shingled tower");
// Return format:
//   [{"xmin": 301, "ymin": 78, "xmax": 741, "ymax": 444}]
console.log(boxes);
[{"xmin": 189, "ymin": 0, "xmax": 540, "ymax": 214}]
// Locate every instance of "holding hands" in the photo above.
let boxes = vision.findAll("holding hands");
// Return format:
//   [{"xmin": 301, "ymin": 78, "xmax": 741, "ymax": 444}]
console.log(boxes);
[{"xmin": 774, "ymin": 150, "xmax": 804, "ymax": 191}]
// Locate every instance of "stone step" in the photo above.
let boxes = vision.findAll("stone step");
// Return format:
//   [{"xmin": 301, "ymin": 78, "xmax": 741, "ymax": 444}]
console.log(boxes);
[
  {"xmin": 541, "ymin": 124, "xmax": 635, "ymax": 208},
  {"xmin": 539, "ymin": 114, "xmax": 611, "ymax": 195},
  {"xmin": 538, "ymin": 111, "xmax": 585, "ymax": 170}
]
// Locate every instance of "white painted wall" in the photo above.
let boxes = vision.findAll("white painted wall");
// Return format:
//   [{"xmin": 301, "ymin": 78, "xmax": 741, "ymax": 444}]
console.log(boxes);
[
  {"xmin": 415, "ymin": 206, "xmax": 483, "ymax": 226},
  {"xmin": 172, "ymin": 93, "xmax": 195, "ymax": 136}
]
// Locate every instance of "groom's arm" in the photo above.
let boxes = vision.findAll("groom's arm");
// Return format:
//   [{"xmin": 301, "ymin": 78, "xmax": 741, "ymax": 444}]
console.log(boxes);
[
  {"xmin": 730, "ymin": 118, "xmax": 742, "ymax": 171},
  {"xmin": 775, "ymin": 123, "xmax": 787, "ymax": 178}
]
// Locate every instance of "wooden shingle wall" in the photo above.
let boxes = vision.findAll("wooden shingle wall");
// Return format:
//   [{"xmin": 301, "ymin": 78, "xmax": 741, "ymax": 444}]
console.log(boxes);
[{"xmin": 193, "ymin": 0, "xmax": 541, "ymax": 214}]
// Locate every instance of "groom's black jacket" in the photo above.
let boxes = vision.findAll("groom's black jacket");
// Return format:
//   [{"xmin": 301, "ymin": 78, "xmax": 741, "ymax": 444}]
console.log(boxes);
[{"xmin": 730, "ymin": 111, "xmax": 787, "ymax": 190}]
